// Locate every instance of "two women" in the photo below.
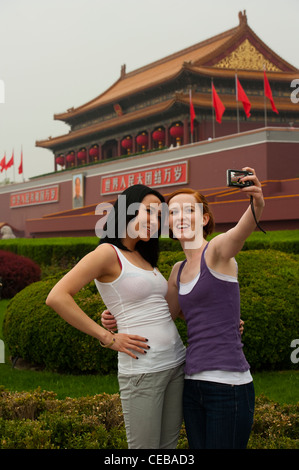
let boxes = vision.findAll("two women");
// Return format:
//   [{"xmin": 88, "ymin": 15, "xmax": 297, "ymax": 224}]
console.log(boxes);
[{"xmin": 47, "ymin": 167, "xmax": 264, "ymax": 449}]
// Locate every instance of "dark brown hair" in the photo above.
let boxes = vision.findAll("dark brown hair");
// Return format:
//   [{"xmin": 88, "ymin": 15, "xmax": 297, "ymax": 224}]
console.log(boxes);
[
  {"xmin": 167, "ymin": 188, "xmax": 215, "ymax": 239},
  {"xmin": 99, "ymin": 184, "xmax": 165, "ymax": 267}
]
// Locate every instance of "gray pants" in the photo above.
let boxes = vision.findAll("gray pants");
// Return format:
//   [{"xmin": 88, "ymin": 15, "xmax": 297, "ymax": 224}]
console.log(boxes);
[{"xmin": 118, "ymin": 364, "xmax": 184, "ymax": 449}]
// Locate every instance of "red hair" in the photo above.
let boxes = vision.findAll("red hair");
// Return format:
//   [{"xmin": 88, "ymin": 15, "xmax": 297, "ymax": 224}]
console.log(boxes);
[{"xmin": 167, "ymin": 188, "xmax": 215, "ymax": 239}]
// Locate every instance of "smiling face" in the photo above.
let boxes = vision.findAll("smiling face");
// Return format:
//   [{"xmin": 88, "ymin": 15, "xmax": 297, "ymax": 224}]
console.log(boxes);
[
  {"xmin": 168, "ymin": 193, "xmax": 209, "ymax": 249},
  {"xmin": 127, "ymin": 194, "xmax": 162, "ymax": 241}
]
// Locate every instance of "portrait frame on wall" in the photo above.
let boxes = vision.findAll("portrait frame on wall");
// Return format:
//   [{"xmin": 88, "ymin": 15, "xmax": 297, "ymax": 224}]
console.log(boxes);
[{"xmin": 72, "ymin": 173, "xmax": 84, "ymax": 208}]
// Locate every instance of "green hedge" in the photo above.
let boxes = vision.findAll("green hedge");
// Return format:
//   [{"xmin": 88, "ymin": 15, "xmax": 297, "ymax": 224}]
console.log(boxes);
[
  {"xmin": 0, "ymin": 237, "xmax": 98, "ymax": 267},
  {"xmin": 3, "ymin": 249, "xmax": 299, "ymax": 373},
  {"xmin": 237, "ymin": 250, "xmax": 299, "ymax": 370},
  {"xmin": 3, "ymin": 273, "xmax": 116, "ymax": 374},
  {"xmin": 0, "ymin": 230, "xmax": 298, "ymax": 267},
  {"xmin": 0, "ymin": 389, "xmax": 298, "ymax": 449}
]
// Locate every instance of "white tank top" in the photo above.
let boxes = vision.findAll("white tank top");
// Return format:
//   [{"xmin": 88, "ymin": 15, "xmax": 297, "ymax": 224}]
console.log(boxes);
[{"xmin": 94, "ymin": 245, "xmax": 186, "ymax": 375}]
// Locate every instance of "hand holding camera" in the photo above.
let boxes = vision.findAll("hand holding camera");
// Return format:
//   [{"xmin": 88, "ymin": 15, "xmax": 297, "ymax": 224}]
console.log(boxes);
[
  {"xmin": 227, "ymin": 166, "xmax": 265, "ymax": 233},
  {"xmin": 227, "ymin": 169, "xmax": 254, "ymax": 188}
]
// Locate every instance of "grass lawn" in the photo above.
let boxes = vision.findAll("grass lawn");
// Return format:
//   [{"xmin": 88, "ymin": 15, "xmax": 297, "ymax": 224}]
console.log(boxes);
[{"xmin": 0, "ymin": 361, "xmax": 298, "ymax": 403}]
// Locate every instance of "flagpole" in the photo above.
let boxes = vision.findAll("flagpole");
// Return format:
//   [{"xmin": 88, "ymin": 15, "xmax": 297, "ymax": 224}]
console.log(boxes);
[
  {"xmin": 189, "ymin": 87, "xmax": 194, "ymax": 144},
  {"xmin": 12, "ymin": 149, "xmax": 15, "ymax": 182},
  {"xmin": 4, "ymin": 152, "xmax": 7, "ymax": 181},
  {"xmin": 235, "ymin": 73, "xmax": 240, "ymax": 133},
  {"xmin": 263, "ymin": 65, "xmax": 267, "ymax": 128},
  {"xmin": 211, "ymin": 78, "xmax": 215, "ymax": 139},
  {"xmin": 22, "ymin": 146, "xmax": 24, "ymax": 182}
]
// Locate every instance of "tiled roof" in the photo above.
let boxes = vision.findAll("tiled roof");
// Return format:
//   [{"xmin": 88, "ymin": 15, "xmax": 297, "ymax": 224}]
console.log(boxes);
[{"xmin": 54, "ymin": 12, "xmax": 297, "ymax": 123}]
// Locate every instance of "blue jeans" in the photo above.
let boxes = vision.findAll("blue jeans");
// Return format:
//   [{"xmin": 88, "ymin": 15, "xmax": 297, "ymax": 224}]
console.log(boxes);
[{"xmin": 183, "ymin": 379, "xmax": 255, "ymax": 449}]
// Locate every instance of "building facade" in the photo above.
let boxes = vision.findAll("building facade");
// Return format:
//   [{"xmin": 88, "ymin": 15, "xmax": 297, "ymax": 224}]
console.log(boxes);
[
  {"xmin": 36, "ymin": 11, "xmax": 299, "ymax": 172},
  {"xmin": 1, "ymin": 12, "xmax": 298, "ymax": 238}
]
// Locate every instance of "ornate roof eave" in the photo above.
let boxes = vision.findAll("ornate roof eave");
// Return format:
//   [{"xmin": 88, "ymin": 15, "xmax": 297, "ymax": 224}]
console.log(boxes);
[
  {"xmin": 53, "ymin": 67, "xmax": 187, "ymax": 123},
  {"xmin": 49, "ymin": 12, "xmax": 298, "ymax": 126},
  {"xmin": 53, "ymin": 74, "xmax": 124, "ymax": 123},
  {"xmin": 36, "ymin": 98, "xmax": 178, "ymax": 149},
  {"xmin": 196, "ymin": 16, "xmax": 298, "ymax": 73},
  {"xmin": 184, "ymin": 63, "xmax": 299, "ymax": 81},
  {"xmin": 52, "ymin": 19, "xmax": 241, "ymax": 123}
]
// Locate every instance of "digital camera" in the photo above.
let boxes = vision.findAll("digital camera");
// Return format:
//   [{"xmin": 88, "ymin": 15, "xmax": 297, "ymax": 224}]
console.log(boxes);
[{"xmin": 226, "ymin": 169, "xmax": 254, "ymax": 188}]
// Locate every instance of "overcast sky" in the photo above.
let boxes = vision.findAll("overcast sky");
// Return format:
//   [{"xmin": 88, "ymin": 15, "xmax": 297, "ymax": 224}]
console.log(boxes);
[{"xmin": 0, "ymin": 0, "xmax": 298, "ymax": 183}]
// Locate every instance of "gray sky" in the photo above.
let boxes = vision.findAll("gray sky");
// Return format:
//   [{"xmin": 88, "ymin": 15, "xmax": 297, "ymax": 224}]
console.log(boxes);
[{"xmin": 0, "ymin": 0, "xmax": 298, "ymax": 182}]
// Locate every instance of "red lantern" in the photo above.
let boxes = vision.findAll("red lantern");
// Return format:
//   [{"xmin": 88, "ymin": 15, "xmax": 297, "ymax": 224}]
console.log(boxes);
[
  {"xmin": 170, "ymin": 123, "xmax": 184, "ymax": 146},
  {"xmin": 89, "ymin": 145, "xmax": 99, "ymax": 160},
  {"xmin": 136, "ymin": 132, "xmax": 148, "ymax": 151},
  {"xmin": 56, "ymin": 155, "xmax": 65, "ymax": 167},
  {"xmin": 121, "ymin": 136, "xmax": 133, "ymax": 154},
  {"xmin": 77, "ymin": 149, "xmax": 86, "ymax": 162},
  {"xmin": 152, "ymin": 128, "xmax": 165, "ymax": 148},
  {"xmin": 66, "ymin": 152, "xmax": 75, "ymax": 165}
]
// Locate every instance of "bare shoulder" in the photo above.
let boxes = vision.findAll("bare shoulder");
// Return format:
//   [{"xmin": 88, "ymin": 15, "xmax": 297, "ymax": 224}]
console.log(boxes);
[
  {"xmin": 206, "ymin": 234, "xmax": 226, "ymax": 258},
  {"xmin": 168, "ymin": 260, "xmax": 185, "ymax": 285},
  {"xmin": 205, "ymin": 234, "xmax": 237, "ymax": 275},
  {"xmin": 93, "ymin": 243, "xmax": 121, "ymax": 282},
  {"xmin": 94, "ymin": 242, "xmax": 119, "ymax": 260}
]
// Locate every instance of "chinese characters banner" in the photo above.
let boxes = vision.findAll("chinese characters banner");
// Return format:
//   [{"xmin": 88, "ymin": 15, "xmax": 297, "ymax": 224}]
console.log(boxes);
[
  {"xmin": 101, "ymin": 161, "xmax": 188, "ymax": 195},
  {"xmin": 10, "ymin": 185, "xmax": 59, "ymax": 208}
]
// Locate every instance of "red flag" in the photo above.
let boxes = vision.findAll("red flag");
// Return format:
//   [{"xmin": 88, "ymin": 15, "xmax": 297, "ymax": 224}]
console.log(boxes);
[
  {"xmin": 236, "ymin": 77, "xmax": 251, "ymax": 117},
  {"xmin": 264, "ymin": 70, "xmax": 279, "ymax": 114},
  {"xmin": 189, "ymin": 89, "xmax": 196, "ymax": 134},
  {"xmin": 18, "ymin": 148, "xmax": 23, "ymax": 174},
  {"xmin": 6, "ymin": 150, "xmax": 14, "ymax": 169},
  {"xmin": 212, "ymin": 83, "xmax": 225, "ymax": 123},
  {"xmin": 0, "ymin": 154, "xmax": 6, "ymax": 172}
]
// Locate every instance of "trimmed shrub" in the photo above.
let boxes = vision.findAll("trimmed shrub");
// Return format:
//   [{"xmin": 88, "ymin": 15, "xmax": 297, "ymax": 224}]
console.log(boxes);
[
  {"xmin": 0, "ymin": 230, "xmax": 297, "ymax": 269},
  {"xmin": 236, "ymin": 250, "xmax": 299, "ymax": 371},
  {"xmin": 0, "ymin": 389, "xmax": 298, "ymax": 449},
  {"xmin": 0, "ymin": 237, "xmax": 98, "ymax": 267},
  {"xmin": 248, "ymin": 395, "xmax": 299, "ymax": 449},
  {"xmin": 3, "ymin": 273, "xmax": 117, "ymax": 373},
  {"xmin": 0, "ymin": 250, "xmax": 41, "ymax": 298},
  {"xmin": 0, "ymin": 389, "xmax": 127, "ymax": 449}
]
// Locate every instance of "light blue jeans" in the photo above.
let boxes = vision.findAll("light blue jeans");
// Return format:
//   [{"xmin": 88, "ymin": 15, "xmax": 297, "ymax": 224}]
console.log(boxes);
[{"xmin": 118, "ymin": 364, "xmax": 184, "ymax": 449}]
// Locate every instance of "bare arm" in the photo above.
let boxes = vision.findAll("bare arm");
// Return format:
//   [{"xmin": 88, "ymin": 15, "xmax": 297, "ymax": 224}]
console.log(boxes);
[
  {"xmin": 46, "ymin": 244, "xmax": 149, "ymax": 359},
  {"xmin": 166, "ymin": 262, "xmax": 185, "ymax": 321}
]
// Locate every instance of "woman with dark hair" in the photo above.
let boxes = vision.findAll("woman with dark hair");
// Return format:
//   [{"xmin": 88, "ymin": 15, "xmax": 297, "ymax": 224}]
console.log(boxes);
[
  {"xmin": 46, "ymin": 184, "xmax": 186, "ymax": 449},
  {"xmin": 98, "ymin": 184, "xmax": 164, "ymax": 267}
]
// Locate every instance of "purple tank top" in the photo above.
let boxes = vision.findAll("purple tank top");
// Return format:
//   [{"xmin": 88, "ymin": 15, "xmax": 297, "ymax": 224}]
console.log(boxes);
[{"xmin": 177, "ymin": 243, "xmax": 249, "ymax": 375}]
